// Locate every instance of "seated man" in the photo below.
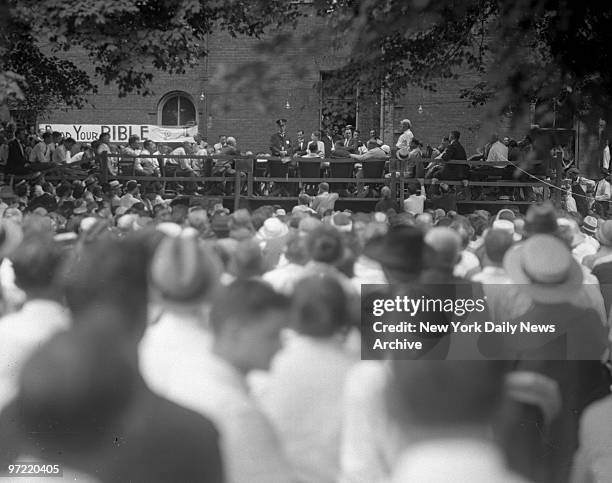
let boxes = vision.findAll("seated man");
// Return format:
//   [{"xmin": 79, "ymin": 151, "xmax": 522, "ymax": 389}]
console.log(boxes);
[
  {"xmin": 352, "ymin": 141, "xmax": 389, "ymax": 196},
  {"xmin": 135, "ymin": 140, "xmax": 161, "ymax": 177},
  {"xmin": 429, "ymin": 130, "xmax": 469, "ymax": 181}
]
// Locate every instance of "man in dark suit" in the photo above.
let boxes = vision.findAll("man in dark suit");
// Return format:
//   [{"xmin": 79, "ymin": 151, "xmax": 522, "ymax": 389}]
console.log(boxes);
[
  {"xmin": 293, "ymin": 130, "xmax": 309, "ymax": 157},
  {"xmin": 269, "ymin": 118, "xmax": 292, "ymax": 157},
  {"xmin": 437, "ymin": 130, "xmax": 469, "ymax": 180},
  {"xmin": 5, "ymin": 127, "xmax": 30, "ymax": 175}
]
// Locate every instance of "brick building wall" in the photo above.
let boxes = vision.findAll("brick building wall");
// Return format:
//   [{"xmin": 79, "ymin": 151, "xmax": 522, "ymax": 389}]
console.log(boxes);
[{"xmin": 38, "ymin": 12, "xmax": 519, "ymax": 155}]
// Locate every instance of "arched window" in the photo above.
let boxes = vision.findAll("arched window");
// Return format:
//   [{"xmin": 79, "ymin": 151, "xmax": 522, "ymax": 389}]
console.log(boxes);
[{"xmin": 159, "ymin": 92, "xmax": 196, "ymax": 126}]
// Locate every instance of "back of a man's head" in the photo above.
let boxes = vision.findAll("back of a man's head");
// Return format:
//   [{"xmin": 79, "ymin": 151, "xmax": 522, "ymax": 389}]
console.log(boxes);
[
  {"xmin": 58, "ymin": 237, "xmax": 149, "ymax": 334},
  {"xmin": 210, "ymin": 280, "xmax": 290, "ymax": 372},
  {"xmin": 424, "ymin": 227, "xmax": 462, "ymax": 270},
  {"xmin": 307, "ymin": 225, "xmax": 344, "ymax": 264},
  {"xmin": 291, "ymin": 275, "xmax": 348, "ymax": 338},
  {"xmin": 12, "ymin": 236, "xmax": 64, "ymax": 296},
  {"xmin": 484, "ymin": 229, "xmax": 513, "ymax": 265},
  {"xmin": 388, "ymin": 360, "xmax": 507, "ymax": 429}
]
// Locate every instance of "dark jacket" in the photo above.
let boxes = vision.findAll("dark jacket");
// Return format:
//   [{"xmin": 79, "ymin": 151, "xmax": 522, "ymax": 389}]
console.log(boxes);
[
  {"xmin": 6, "ymin": 139, "xmax": 28, "ymax": 175},
  {"xmin": 293, "ymin": 138, "xmax": 309, "ymax": 157},
  {"xmin": 439, "ymin": 140, "xmax": 469, "ymax": 180},
  {"xmin": 270, "ymin": 132, "xmax": 292, "ymax": 157},
  {"xmin": 0, "ymin": 377, "xmax": 225, "ymax": 483}
]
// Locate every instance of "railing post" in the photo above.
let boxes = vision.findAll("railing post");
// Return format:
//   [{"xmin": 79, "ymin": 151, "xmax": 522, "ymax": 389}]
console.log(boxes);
[
  {"xmin": 553, "ymin": 150, "xmax": 563, "ymax": 208},
  {"xmin": 247, "ymin": 167, "xmax": 253, "ymax": 197},
  {"xmin": 99, "ymin": 152, "xmax": 108, "ymax": 184},
  {"xmin": 234, "ymin": 169, "xmax": 241, "ymax": 211}
]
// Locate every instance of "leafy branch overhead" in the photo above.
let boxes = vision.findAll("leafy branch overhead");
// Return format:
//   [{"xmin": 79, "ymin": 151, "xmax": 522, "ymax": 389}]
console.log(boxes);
[{"xmin": 2, "ymin": 0, "xmax": 303, "ymax": 109}]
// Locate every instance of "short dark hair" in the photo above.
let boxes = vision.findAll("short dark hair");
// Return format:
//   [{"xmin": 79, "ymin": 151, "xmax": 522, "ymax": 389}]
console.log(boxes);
[
  {"xmin": 58, "ymin": 238, "xmax": 148, "ymax": 328},
  {"xmin": 12, "ymin": 237, "xmax": 64, "ymax": 292},
  {"xmin": 451, "ymin": 130, "xmax": 461, "ymax": 140},
  {"xmin": 128, "ymin": 135, "xmax": 140, "ymax": 144},
  {"xmin": 308, "ymin": 142, "xmax": 318, "ymax": 153},
  {"xmin": 210, "ymin": 280, "xmax": 290, "ymax": 333},
  {"xmin": 291, "ymin": 275, "xmax": 348, "ymax": 337},
  {"xmin": 42, "ymin": 132, "xmax": 52, "ymax": 141},
  {"xmin": 388, "ymin": 360, "xmax": 507, "ymax": 427},
  {"xmin": 307, "ymin": 225, "xmax": 344, "ymax": 263},
  {"xmin": 483, "ymin": 229, "xmax": 513, "ymax": 264}
]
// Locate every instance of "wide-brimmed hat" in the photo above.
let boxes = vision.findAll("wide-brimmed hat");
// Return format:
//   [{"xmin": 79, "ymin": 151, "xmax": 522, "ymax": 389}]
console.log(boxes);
[
  {"xmin": 0, "ymin": 220, "xmax": 23, "ymax": 259},
  {"xmin": 582, "ymin": 216, "xmax": 597, "ymax": 236},
  {"xmin": 150, "ymin": 235, "xmax": 221, "ymax": 303},
  {"xmin": 364, "ymin": 225, "xmax": 424, "ymax": 275},
  {"xmin": 504, "ymin": 234, "xmax": 583, "ymax": 303},
  {"xmin": 596, "ymin": 220, "xmax": 612, "ymax": 246},
  {"xmin": 524, "ymin": 202, "xmax": 558, "ymax": 236},
  {"xmin": 396, "ymin": 146, "xmax": 410, "ymax": 160},
  {"xmin": 257, "ymin": 217, "xmax": 289, "ymax": 241}
]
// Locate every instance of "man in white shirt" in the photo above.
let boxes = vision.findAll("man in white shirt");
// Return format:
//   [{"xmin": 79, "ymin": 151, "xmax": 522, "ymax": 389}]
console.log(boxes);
[
  {"xmin": 395, "ymin": 119, "xmax": 414, "ymax": 151},
  {"xmin": 119, "ymin": 180, "xmax": 142, "ymax": 209},
  {"xmin": 311, "ymin": 182, "xmax": 339, "ymax": 216},
  {"xmin": 487, "ymin": 133, "xmax": 509, "ymax": 167},
  {"xmin": 0, "ymin": 236, "xmax": 69, "ymax": 411},
  {"xmin": 141, "ymin": 276, "xmax": 294, "ymax": 483},
  {"xmin": 594, "ymin": 172, "xmax": 611, "ymax": 217},
  {"xmin": 403, "ymin": 179, "xmax": 426, "ymax": 214},
  {"xmin": 603, "ymin": 139, "xmax": 610, "ymax": 172},
  {"xmin": 310, "ymin": 131, "xmax": 325, "ymax": 157},
  {"xmin": 52, "ymin": 137, "xmax": 77, "ymax": 164},
  {"xmin": 28, "ymin": 132, "xmax": 53, "ymax": 164},
  {"xmin": 135, "ymin": 140, "xmax": 160, "ymax": 176}
]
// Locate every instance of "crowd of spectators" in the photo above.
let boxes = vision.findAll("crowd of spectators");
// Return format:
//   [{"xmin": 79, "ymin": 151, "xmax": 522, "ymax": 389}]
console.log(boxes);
[{"xmin": 0, "ymin": 181, "xmax": 611, "ymax": 482}]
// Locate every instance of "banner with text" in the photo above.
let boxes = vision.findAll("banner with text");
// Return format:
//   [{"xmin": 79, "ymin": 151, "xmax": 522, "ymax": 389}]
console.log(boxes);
[{"xmin": 38, "ymin": 124, "xmax": 199, "ymax": 144}]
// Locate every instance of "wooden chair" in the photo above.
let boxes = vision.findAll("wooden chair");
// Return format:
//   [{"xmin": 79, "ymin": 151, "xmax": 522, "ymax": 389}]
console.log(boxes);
[
  {"xmin": 328, "ymin": 159, "xmax": 354, "ymax": 194},
  {"xmin": 298, "ymin": 159, "xmax": 321, "ymax": 194},
  {"xmin": 268, "ymin": 159, "xmax": 290, "ymax": 195}
]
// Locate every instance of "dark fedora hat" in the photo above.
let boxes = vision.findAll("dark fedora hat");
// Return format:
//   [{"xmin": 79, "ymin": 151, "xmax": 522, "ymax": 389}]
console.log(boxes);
[{"xmin": 364, "ymin": 225, "xmax": 424, "ymax": 276}]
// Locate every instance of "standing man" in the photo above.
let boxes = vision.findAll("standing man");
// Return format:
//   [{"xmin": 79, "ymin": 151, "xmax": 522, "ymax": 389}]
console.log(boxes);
[
  {"xmin": 270, "ymin": 119, "xmax": 292, "ymax": 157},
  {"xmin": 396, "ymin": 119, "xmax": 414, "ymax": 153},
  {"xmin": 6, "ymin": 127, "xmax": 30, "ymax": 175},
  {"xmin": 29, "ymin": 132, "xmax": 53, "ymax": 165}
]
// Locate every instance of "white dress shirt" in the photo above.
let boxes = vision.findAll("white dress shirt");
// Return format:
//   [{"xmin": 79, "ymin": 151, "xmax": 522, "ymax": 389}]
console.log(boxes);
[
  {"xmin": 254, "ymin": 331, "xmax": 357, "ymax": 483},
  {"xmin": 339, "ymin": 361, "xmax": 405, "ymax": 483},
  {"xmin": 139, "ymin": 314, "xmax": 293, "ymax": 483},
  {"xmin": 486, "ymin": 140, "xmax": 509, "ymax": 167},
  {"xmin": 391, "ymin": 439, "xmax": 528, "ymax": 483},
  {"xmin": 604, "ymin": 145, "xmax": 610, "ymax": 171},
  {"xmin": 0, "ymin": 299, "xmax": 70, "ymax": 411},
  {"xmin": 262, "ymin": 263, "xmax": 307, "ymax": 295},
  {"xmin": 396, "ymin": 129, "xmax": 414, "ymax": 149},
  {"xmin": 29, "ymin": 141, "xmax": 52, "ymax": 163},
  {"xmin": 403, "ymin": 186, "xmax": 427, "ymax": 215}
]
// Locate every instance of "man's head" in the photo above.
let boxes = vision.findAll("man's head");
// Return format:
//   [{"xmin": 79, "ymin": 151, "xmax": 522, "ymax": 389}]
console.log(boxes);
[
  {"xmin": 344, "ymin": 128, "xmax": 352, "ymax": 139},
  {"xmin": 42, "ymin": 132, "xmax": 53, "ymax": 144},
  {"xmin": 219, "ymin": 135, "xmax": 227, "ymax": 144},
  {"xmin": 128, "ymin": 135, "xmax": 140, "ymax": 149},
  {"xmin": 58, "ymin": 237, "xmax": 149, "ymax": 337},
  {"xmin": 409, "ymin": 138, "xmax": 419, "ymax": 150},
  {"xmin": 450, "ymin": 130, "xmax": 461, "ymax": 142},
  {"xmin": 291, "ymin": 275, "xmax": 349, "ymax": 337},
  {"xmin": 308, "ymin": 142, "xmax": 318, "ymax": 154},
  {"xmin": 276, "ymin": 119, "xmax": 287, "ymax": 134},
  {"xmin": 99, "ymin": 132, "xmax": 110, "ymax": 144},
  {"xmin": 11, "ymin": 236, "xmax": 63, "ymax": 299},
  {"xmin": 352, "ymin": 129, "xmax": 360, "ymax": 139},
  {"xmin": 210, "ymin": 280, "xmax": 290, "ymax": 373},
  {"xmin": 126, "ymin": 180, "xmax": 139, "ymax": 195},
  {"xmin": 311, "ymin": 131, "xmax": 321, "ymax": 142},
  {"xmin": 318, "ymin": 182, "xmax": 330, "ymax": 193},
  {"xmin": 52, "ymin": 131, "xmax": 63, "ymax": 144},
  {"xmin": 483, "ymin": 229, "xmax": 513, "ymax": 267},
  {"xmin": 15, "ymin": 128, "xmax": 27, "ymax": 142},
  {"xmin": 297, "ymin": 130, "xmax": 304, "ymax": 141},
  {"xmin": 400, "ymin": 119, "xmax": 412, "ymax": 130},
  {"xmin": 226, "ymin": 136, "xmax": 237, "ymax": 147},
  {"xmin": 424, "ymin": 227, "xmax": 462, "ymax": 270},
  {"xmin": 182, "ymin": 141, "xmax": 193, "ymax": 154},
  {"xmin": 143, "ymin": 140, "xmax": 156, "ymax": 153}
]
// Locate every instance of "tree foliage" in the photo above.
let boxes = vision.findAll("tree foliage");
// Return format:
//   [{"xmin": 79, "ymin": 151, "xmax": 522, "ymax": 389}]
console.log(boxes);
[{"xmin": 1, "ymin": 0, "xmax": 303, "ymax": 113}]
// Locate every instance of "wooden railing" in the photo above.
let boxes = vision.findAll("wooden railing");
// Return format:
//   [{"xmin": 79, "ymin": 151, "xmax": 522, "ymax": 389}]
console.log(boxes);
[{"xmin": 57, "ymin": 152, "xmax": 559, "ymax": 211}]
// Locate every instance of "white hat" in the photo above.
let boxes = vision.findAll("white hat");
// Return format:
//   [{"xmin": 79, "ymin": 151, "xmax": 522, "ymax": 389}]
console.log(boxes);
[
  {"xmin": 156, "ymin": 222, "xmax": 183, "ymax": 238},
  {"xmin": 80, "ymin": 217, "xmax": 98, "ymax": 233},
  {"xmin": 381, "ymin": 145, "xmax": 391, "ymax": 155},
  {"xmin": 257, "ymin": 217, "xmax": 289, "ymax": 240}
]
